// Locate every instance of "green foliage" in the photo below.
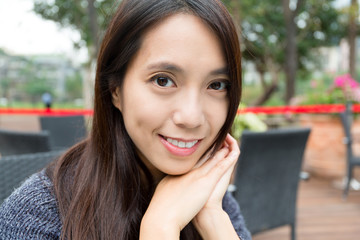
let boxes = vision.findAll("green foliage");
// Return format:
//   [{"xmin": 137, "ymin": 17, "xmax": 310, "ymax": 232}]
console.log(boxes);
[
  {"xmin": 0, "ymin": 49, "xmax": 80, "ymax": 105},
  {"xmin": 224, "ymin": 0, "xmax": 347, "ymax": 105},
  {"xmin": 65, "ymin": 72, "xmax": 83, "ymax": 100},
  {"xmin": 297, "ymin": 1, "xmax": 347, "ymax": 70},
  {"xmin": 228, "ymin": 0, "xmax": 346, "ymax": 71},
  {"xmin": 33, "ymin": 0, "xmax": 118, "ymax": 50},
  {"xmin": 241, "ymin": 84, "xmax": 262, "ymax": 105},
  {"xmin": 300, "ymin": 88, "xmax": 345, "ymax": 105},
  {"xmin": 298, "ymin": 73, "xmax": 360, "ymax": 105},
  {"xmin": 231, "ymin": 104, "xmax": 268, "ymax": 140},
  {"xmin": 0, "ymin": 77, "xmax": 11, "ymax": 94},
  {"xmin": 23, "ymin": 76, "xmax": 53, "ymax": 103}
]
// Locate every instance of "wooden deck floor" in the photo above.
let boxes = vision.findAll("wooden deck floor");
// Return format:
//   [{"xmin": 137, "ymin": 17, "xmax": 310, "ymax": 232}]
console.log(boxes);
[{"xmin": 253, "ymin": 171, "xmax": 360, "ymax": 240}]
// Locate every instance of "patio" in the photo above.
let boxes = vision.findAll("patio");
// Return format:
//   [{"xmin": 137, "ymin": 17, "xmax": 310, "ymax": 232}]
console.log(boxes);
[{"xmin": 253, "ymin": 170, "xmax": 360, "ymax": 240}]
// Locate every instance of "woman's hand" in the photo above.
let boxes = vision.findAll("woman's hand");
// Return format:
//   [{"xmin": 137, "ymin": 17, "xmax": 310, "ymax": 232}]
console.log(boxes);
[
  {"xmin": 140, "ymin": 134, "xmax": 240, "ymax": 239},
  {"xmin": 198, "ymin": 134, "xmax": 239, "ymax": 208},
  {"xmin": 193, "ymin": 134, "xmax": 240, "ymax": 239}
]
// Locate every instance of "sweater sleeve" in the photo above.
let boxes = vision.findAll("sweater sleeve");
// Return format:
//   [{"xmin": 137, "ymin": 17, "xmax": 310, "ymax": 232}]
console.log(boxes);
[
  {"xmin": 0, "ymin": 171, "xmax": 62, "ymax": 240},
  {"xmin": 222, "ymin": 191, "xmax": 252, "ymax": 240}
]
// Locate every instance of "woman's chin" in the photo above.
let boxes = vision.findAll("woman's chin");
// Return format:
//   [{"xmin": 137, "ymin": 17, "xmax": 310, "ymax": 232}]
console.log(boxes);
[{"xmin": 161, "ymin": 165, "xmax": 194, "ymax": 176}]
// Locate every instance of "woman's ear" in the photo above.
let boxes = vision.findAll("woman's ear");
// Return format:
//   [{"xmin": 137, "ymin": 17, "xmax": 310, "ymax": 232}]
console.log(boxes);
[{"xmin": 112, "ymin": 87, "xmax": 122, "ymax": 112}]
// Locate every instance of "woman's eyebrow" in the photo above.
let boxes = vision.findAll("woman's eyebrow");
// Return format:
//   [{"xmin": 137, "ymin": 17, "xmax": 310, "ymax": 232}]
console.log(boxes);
[
  {"xmin": 209, "ymin": 67, "xmax": 229, "ymax": 76},
  {"xmin": 147, "ymin": 61, "xmax": 184, "ymax": 73},
  {"xmin": 147, "ymin": 62, "xmax": 228, "ymax": 76}
]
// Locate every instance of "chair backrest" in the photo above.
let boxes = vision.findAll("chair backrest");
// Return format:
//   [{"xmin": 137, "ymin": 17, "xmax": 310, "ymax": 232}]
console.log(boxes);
[
  {"xmin": 0, "ymin": 129, "xmax": 51, "ymax": 157},
  {"xmin": 39, "ymin": 115, "xmax": 87, "ymax": 150},
  {"xmin": 233, "ymin": 128, "xmax": 311, "ymax": 235},
  {"xmin": 0, "ymin": 150, "xmax": 64, "ymax": 204}
]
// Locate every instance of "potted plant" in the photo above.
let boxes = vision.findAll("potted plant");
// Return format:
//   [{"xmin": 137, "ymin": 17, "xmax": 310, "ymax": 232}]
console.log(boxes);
[{"xmin": 298, "ymin": 73, "xmax": 360, "ymax": 179}]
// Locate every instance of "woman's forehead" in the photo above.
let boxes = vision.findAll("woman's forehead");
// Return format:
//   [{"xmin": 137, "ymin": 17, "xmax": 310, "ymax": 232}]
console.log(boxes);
[{"xmin": 130, "ymin": 13, "xmax": 227, "ymax": 72}]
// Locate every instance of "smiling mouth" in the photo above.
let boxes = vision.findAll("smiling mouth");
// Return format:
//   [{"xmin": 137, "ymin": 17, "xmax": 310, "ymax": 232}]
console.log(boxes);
[
  {"xmin": 159, "ymin": 135, "xmax": 201, "ymax": 157},
  {"xmin": 165, "ymin": 137, "xmax": 198, "ymax": 149},
  {"xmin": 159, "ymin": 135, "xmax": 201, "ymax": 148}
]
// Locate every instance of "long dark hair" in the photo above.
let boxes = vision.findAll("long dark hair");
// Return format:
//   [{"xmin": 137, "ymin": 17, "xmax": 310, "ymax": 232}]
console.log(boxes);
[{"xmin": 47, "ymin": 0, "xmax": 241, "ymax": 239}]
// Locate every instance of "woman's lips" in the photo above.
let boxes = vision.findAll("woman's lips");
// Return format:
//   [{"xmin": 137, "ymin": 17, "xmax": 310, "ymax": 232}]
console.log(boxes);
[{"xmin": 159, "ymin": 135, "xmax": 201, "ymax": 156}]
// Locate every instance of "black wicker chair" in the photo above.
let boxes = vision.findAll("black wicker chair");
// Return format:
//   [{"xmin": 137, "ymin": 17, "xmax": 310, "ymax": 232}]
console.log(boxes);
[
  {"xmin": 339, "ymin": 103, "xmax": 360, "ymax": 199},
  {"xmin": 39, "ymin": 115, "xmax": 87, "ymax": 150},
  {"xmin": 0, "ymin": 150, "xmax": 64, "ymax": 204},
  {"xmin": 0, "ymin": 129, "xmax": 51, "ymax": 157},
  {"xmin": 233, "ymin": 128, "xmax": 311, "ymax": 240}
]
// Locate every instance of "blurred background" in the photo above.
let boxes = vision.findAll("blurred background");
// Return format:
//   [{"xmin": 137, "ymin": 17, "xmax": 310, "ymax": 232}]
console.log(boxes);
[
  {"xmin": 1, "ymin": 1, "xmax": 360, "ymax": 239},
  {"xmin": 0, "ymin": 0, "xmax": 358, "ymax": 110}
]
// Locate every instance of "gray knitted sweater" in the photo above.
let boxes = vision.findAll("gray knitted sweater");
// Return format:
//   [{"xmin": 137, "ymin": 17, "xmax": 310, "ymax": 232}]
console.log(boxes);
[{"xmin": 0, "ymin": 170, "xmax": 251, "ymax": 240}]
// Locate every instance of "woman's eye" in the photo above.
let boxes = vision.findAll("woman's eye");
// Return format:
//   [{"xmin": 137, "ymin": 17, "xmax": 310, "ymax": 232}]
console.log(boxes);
[
  {"xmin": 208, "ymin": 81, "xmax": 229, "ymax": 91},
  {"xmin": 152, "ymin": 76, "xmax": 175, "ymax": 88}
]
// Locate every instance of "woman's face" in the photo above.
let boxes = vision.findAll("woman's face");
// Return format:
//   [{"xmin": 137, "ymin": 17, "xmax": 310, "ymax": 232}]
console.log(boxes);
[{"xmin": 112, "ymin": 13, "xmax": 229, "ymax": 179}]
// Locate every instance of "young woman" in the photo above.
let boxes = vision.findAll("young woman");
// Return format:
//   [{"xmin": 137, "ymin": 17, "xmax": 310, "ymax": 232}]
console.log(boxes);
[{"xmin": 0, "ymin": 0, "xmax": 251, "ymax": 239}]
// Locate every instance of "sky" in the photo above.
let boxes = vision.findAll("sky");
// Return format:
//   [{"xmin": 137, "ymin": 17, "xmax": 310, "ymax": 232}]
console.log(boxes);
[
  {"xmin": 0, "ymin": 0, "xmax": 87, "ymax": 63},
  {"xmin": 0, "ymin": 0, "xmax": 352, "ymax": 64}
]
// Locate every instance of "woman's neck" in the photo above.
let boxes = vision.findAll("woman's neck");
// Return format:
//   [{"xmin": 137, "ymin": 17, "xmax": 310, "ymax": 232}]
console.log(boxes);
[{"xmin": 137, "ymin": 150, "xmax": 166, "ymax": 184}]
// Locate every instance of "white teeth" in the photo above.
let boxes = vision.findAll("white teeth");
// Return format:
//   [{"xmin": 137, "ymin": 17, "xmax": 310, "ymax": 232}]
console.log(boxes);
[
  {"xmin": 166, "ymin": 137, "xmax": 198, "ymax": 149},
  {"xmin": 185, "ymin": 142, "xmax": 194, "ymax": 148}
]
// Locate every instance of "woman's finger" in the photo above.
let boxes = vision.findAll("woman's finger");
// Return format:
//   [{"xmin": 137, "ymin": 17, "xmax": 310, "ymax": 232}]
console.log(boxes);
[
  {"xmin": 194, "ymin": 145, "xmax": 229, "ymax": 173},
  {"xmin": 195, "ymin": 134, "xmax": 240, "ymax": 210},
  {"xmin": 203, "ymin": 134, "xmax": 238, "ymax": 170}
]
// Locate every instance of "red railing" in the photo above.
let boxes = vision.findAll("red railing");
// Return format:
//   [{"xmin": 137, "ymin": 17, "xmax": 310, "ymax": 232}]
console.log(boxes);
[
  {"xmin": 1, "ymin": 104, "xmax": 360, "ymax": 116},
  {"xmin": 239, "ymin": 104, "xmax": 360, "ymax": 114},
  {"xmin": 0, "ymin": 108, "xmax": 94, "ymax": 116}
]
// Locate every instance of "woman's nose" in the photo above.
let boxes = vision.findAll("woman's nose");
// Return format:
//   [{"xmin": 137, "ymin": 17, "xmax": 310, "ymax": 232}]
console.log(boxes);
[{"xmin": 172, "ymin": 92, "xmax": 205, "ymax": 129}]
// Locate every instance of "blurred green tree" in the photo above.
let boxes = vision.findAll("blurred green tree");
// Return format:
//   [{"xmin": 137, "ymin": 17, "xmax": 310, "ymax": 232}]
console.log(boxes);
[
  {"xmin": 33, "ymin": 0, "xmax": 119, "ymax": 108},
  {"xmin": 20, "ymin": 60, "xmax": 53, "ymax": 103},
  {"xmin": 0, "ymin": 77, "xmax": 12, "ymax": 105},
  {"xmin": 349, "ymin": 0, "xmax": 359, "ymax": 78},
  {"xmin": 33, "ymin": 0, "xmax": 117, "ymax": 61},
  {"xmin": 65, "ymin": 72, "xmax": 83, "ymax": 101},
  {"xmin": 225, "ymin": 0, "xmax": 346, "ymax": 105},
  {"xmin": 23, "ymin": 76, "xmax": 53, "ymax": 104}
]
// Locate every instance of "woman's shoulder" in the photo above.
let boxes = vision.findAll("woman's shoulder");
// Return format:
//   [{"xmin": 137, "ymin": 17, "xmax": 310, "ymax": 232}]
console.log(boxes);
[{"xmin": 0, "ymin": 170, "xmax": 62, "ymax": 239}]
